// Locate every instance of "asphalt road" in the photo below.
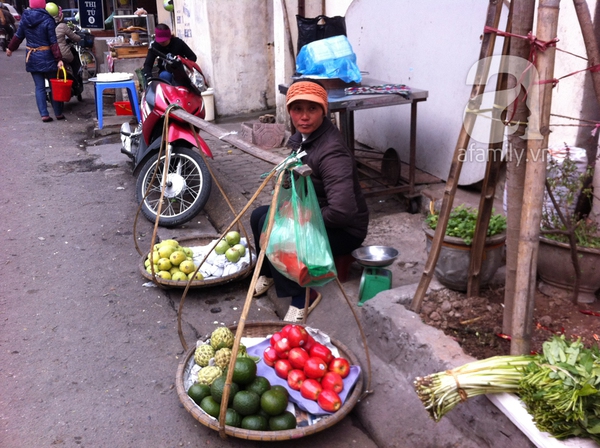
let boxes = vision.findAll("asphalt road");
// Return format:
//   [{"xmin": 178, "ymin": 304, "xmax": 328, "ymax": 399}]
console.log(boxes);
[{"xmin": 0, "ymin": 48, "xmax": 378, "ymax": 447}]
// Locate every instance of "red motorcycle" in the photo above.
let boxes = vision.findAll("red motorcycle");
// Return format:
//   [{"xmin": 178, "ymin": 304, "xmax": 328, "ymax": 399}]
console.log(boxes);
[{"xmin": 120, "ymin": 48, "xmax": 213, "ymax": 227}]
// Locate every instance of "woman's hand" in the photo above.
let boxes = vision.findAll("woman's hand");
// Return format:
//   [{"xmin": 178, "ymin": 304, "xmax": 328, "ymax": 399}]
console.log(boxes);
[
  {"xmin": 57, "ymin": 60, "xmax": 64, "ymax": 69},
  {"xmin": 6, "ymin": 49, "xmax": 11, "ymax": 57}
]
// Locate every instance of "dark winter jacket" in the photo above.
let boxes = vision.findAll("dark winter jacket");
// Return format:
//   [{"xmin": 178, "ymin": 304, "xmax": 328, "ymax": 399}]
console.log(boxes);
[
  {"xmin": 143, "ymin": 37, "xmax": 197, "ymax": 79},
  {"xmin": 287, "ymin": 117, "xmax": 369, "ymax": 240},
  {"xmin": 8, "ymin": 8, "xmax": 61, "ymax": 73}
]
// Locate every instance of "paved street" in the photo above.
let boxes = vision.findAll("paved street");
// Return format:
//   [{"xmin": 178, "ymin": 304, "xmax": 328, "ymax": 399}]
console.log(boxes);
[{"xmin": 0, "ymin": 48, "xmax": 378, "ymax": 447}]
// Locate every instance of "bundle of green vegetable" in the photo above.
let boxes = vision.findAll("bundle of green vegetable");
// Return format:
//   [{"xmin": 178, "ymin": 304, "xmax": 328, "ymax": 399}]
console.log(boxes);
[{"xmin": 414, "ymin": 336, "xmax": 600, "ymax": 442}]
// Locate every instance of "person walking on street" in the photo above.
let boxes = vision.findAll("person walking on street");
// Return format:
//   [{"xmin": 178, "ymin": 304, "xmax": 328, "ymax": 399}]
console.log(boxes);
[
  {"xmin": 250, "ymin": 79, "xmax": 369, "ymax": 322},
  {"xmin": 0, "ymin": 4, "xmax": 16, "ymax": 46},
  {"xmin": 6, "ymin": 0, "xmax": 65, "ymax": 122}
]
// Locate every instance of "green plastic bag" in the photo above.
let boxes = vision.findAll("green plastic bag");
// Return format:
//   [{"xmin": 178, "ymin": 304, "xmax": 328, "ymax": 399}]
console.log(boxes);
[{"xmin": 263, "ymin": 169, "xmax": 337, "ymax": 287}]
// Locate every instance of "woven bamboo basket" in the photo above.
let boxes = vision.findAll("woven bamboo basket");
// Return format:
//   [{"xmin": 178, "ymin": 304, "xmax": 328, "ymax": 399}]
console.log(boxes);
[
  {"xmin": 139, "ymin": 235, "xmax": 256, "ymax": 289},
  {"xmin": 175, "ymin": 321, "xmax": 364, "ymax": 441}
]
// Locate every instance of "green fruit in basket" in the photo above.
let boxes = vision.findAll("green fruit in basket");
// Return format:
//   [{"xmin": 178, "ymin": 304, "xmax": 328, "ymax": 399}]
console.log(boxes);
[
  {"xmin": 199, "ymin": 395, "xmax": 221, "ymax": 418},
  {"xmin": 157, "ymin": 270, "xmax": 171, "ymax": 280},
  {"xmin": 157, "ymin": 257, "xmax": 172, "ymax": 271},
  {"xmin": 194, "ymin": 344, "xmax": 215, "ymax": 367},
  {"xmin": 197, "ymin": 366, "xmax": 223, "ymax": 385},
  {"xmin": 183, "ymin": 247, "xmax": 194, "ymax": 257},
  {"xmin": 225, "ymin": 408, "xmax": 242, "ymax": 428},
  {"xmin": 187, "ymin": 383, "xmax": 211, "ymax": 405},
  {"xmin": 225, "ymin": 231, "xmax": 241, "ymax": 246},
  {"xmin": 188, "ymin": 272, "xmax": 204, "ymax": 281},
  {"xmin": 232, "ymin": 357, "xmax": 257, "ymax": 386},
  {"xmin": 158, "ymin": 245, "xmax": 176, "ymax": 259},
  {"xmin": 210, "ymin": 375, "xmax": 240, "ymax": 406},
  {"xmin": 225, "ymin": 247, "xmax": 241, "ymax": 263},
  {"xmin": 245, "ymin": 376, "xmax": 271, "ymax": 397},
  {"xmin": 270, "ymin": 385, "xmax": 289, "ymax": 399},
  {"xmin": 170, "ymin": 250, "xmax": 187, "ymax": 266},
  {"xmin": 179, "ymin": 260, "xmax": 196, "ymax": 275},
  {"xmin": 210, "ymin": 327, "xmax": 235, "ymax": 351},
  {"xmin": 161, "ymin": 239, "xmax": 180, "ymax": 248},
  {"xmin": 214, "ymin": 348, "xmax": 232, "ymax": 370},
  {"xmin": 215, "ymin": 239, "xmax": 230, "ymax": 255},
  {"xmin": 233, "ymin": 243, "xmax": 246, "ymax": 257},
  {"xmin": 269, "ymin": 411, "xmax": 297, "ymax": 431},
  {"xmin": 237, "ymin": 343, "xmax": 248, "ymax": 358},
  {"xmin": 261, "ymin": 389, "xmax": 288, "ymax": 416},
  {"xmin": 233, "ymin": 390, "xmax": 261, "ymax": 416},
  {"xmin": 171, "ymin": 271, "xmax": 188, "ymax": 282},
  {"xmin": 241, "ymin": 414, "xmax": 269, "ymax": 431}
]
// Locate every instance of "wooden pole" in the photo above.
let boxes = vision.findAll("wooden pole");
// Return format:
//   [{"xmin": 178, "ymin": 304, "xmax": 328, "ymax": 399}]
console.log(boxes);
[
  {"xmin": 502, "ymin": 0, "xmax": 537, "ymax": 335},
  {"xmin": 411, "ymin": 0, "xmax": 503, "ymax": 312},
  {"xmin": 467, "ymin": 6, "xmax": 513, "ymax": 297},
  {"xmin": 511, "ymin": 0, "xmax": 560, "ymax": 355}
]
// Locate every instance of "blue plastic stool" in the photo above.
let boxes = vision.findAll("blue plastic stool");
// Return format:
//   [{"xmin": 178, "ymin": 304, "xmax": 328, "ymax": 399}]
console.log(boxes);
[{"xmin": 94, "ymin": 79, "xmax": 141, "ymax": 129}]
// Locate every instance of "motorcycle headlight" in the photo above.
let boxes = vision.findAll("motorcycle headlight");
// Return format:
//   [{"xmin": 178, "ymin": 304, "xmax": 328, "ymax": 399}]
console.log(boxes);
[{"xmin": 184, "ymin": 65, "xmax": 207, "ymax": 93}]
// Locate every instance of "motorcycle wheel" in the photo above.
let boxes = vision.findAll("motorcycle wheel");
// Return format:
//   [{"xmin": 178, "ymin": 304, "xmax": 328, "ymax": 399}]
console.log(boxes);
[{"xmin": 135, "ymin": 146, "xmax": 212, "ymax": 227}]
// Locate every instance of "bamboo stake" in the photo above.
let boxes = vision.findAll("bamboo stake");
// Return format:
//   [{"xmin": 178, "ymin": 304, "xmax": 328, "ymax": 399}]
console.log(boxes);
[
  {"xmin": 467, "ymin": 6, "xmax": 514, "ymax": 297},
  {"xmin": 511, "ymin": 0, "xmax": 560, "ymax": 355},
  {"xmin": 411, "ymin": 0, "xmax": 503, "ymax": 312},
  {"xmin": 502, "ymin": 0, "xmax": 537, "ymax": 336}
]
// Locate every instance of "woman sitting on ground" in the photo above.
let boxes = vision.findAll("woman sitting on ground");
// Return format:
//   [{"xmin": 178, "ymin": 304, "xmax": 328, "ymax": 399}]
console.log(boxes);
[{"xmin": 250, "ymin": 79, "xmax": 369, "ymax": 322}]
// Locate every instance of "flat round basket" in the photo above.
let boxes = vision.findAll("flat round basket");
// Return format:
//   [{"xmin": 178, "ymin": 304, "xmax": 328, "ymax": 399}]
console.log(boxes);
[
  {"xmin": 175, "ymin": 321, "xmax": 364, "ymax": 441},
  {"xmin": 139, "ymin": 235, "xmax": 256, "ymax": 289}
]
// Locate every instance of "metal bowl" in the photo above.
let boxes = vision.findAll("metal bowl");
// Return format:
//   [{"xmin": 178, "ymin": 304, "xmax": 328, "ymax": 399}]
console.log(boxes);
[{"xmin": 352, "ymin": 246, "xmax": 399, "ymax": 267}]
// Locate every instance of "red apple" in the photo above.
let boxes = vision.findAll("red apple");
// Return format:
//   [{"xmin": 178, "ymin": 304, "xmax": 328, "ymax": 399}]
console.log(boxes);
[
  {"xmin": 270, "ymin": 332, "xmax": 283, "ymax": 347},
  {"xmin": 317, "ymin": 389, "xmax": 341, "ymax": 412},
  {"xmin": 287, "ymin": 325, "xmax": 309, "ymax": 348},
  {"xmin": 288, "ymin": 347, "xmax": 310, "ymax": 370},
  {"xmin": 303, "ymin": 334, "xmax": 316, "ymax": 351},
  {"xmin": 274, "ymin": 337, "xmax": 292, "ymax": 355},
  {"xmin": 287, "ymin": 369, "xmax": 306, "ymax": 391},
  {"xmin": 321, "ymin": 371, "xmax": 344, "ymax": 394},
  {"xmin": 304, "ymin": 356, "xmax": 327, "ymax": 379},
  {"xmin": 328, "ymin": 357, "xmax": 351, "ymax": 379},
  {"xmin": 300, "ymin": 378, "xmax": 322, "ymax": 400},
  {"xmin": 263, "ymin": 346, "xmax": 279, "ymax": 367},
  {"xmin": 274, "ymin": 359, "xmax": 293, "ymax": 379},
  {"xmin": 281, "ymin": 324, "xmax": 295, "ymax": 337},
  {"xmin": 309, "ymin": 343, "xmax": 333, "ymax": 365}
]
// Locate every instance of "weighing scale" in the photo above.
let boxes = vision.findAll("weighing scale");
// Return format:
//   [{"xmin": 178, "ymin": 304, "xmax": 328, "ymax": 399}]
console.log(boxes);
[{"xmin": 351, "ymin": 246, "xmax": 399, "ymax": 306}]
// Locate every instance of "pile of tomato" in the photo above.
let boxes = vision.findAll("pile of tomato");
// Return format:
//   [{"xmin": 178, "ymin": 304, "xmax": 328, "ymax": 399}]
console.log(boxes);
[{"xmin": 262, "ymin": 324, "xmax": 351, "ymax": 412}]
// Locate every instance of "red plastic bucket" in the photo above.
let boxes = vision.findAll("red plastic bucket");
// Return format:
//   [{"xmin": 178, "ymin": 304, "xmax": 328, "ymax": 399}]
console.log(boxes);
[
  {"xmin": 114, "ymin": 101, "xmax": 133, "ymax": 115},
  {"xmin": 50, "ymin": 67, "xmax": 73, "ymax": 102}
]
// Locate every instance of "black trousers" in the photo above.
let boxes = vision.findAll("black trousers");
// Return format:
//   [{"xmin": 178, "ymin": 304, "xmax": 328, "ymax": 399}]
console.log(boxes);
[{"xmin": 250, "ymin": 205, "xmax": 364, "ymax": 298}]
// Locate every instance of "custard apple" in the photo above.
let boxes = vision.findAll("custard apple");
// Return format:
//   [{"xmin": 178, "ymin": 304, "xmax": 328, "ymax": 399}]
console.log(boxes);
[
  {"xmin": 237, "ymin": 343, "xmax": 248, "ymax": 358},
  {"xmin": 197, "ymin": 366, "xmax": 223, "ymax": 385},
  {"xmin": 194, "ymin": 344, "xmax": 215, "ymax": 367},
  {"xmin": 210, "ymin": 327, "xmax": 235, "ymax": 351},
  {"xmin": 214, "ymin": 348, "xmax": 232, "ymax": 369}
]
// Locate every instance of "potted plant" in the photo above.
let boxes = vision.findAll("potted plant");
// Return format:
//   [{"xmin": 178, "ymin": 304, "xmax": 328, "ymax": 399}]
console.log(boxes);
[
  {"xmin": 424, "ymin": 204, "xmax": 507, "ymax": 291},
  {"xmin": 537, "ymin": 146, "xmax": 600, "ymax": 304}
]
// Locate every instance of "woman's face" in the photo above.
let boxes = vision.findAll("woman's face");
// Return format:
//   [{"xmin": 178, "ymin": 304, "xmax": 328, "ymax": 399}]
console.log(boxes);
[{"xmin": 289, "ymin": 100, "xmax": 324, "ymax": 134}]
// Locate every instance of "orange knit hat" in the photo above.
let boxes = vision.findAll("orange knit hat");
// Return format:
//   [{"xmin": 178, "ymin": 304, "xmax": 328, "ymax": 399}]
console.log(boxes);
[{"xmin": 286, "ymin": 81, "xmax": 328, "ymax": 113}]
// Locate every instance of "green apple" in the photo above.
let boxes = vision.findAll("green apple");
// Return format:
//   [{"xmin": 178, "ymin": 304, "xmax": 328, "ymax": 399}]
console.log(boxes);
[
  {"xmin": 183, "ymin": 247, "xmax": 194, "ymax": 257},
  {"xmin": 148, "ymin": 250, "xmax": 160, "ymax": 263},
  {"xmin": 146, "ymin": 264, "xmax": 159, "ymax": 274},
  {"xmin": 157, "ymin": 257, "xmax": 172, "ymax": 271},
  {"xmin": 171, "ymin": 271, "xmax": 188, "ymax": 281},
  {"xmin": 158, "ymin": 245, "xmax": 176, "ymax": 259},
  {"xmin": 144, "ymin": 258, "xmax": 151, "ymax": 268},
  {"xmin": 169, "ymin": 266, "xmax": 181, "ymax": 275},
  {"xmin": 214, "ymin": 239, "xmax": 230, "ymax": 255},
  {"xmin": 225, "ymin": 247, "xmax": 241, "ymax": 263},
  {"xmin": 179, "ymin": 260, "xmax": 196, "ymax": 275},
  {"xmin": 225, "ymin": 231, "xmax": 241, "ymax": 246},
  {"xmin": 170, "ymin": 250, "xmax": 187, "ymax": 266},
  {"xmin": 232, "ymin": 243, "xmax": 246, "ymax": 257},
  {"xmin": 161, "ymin": 239, "xmax": 180, "ymax": 248}
]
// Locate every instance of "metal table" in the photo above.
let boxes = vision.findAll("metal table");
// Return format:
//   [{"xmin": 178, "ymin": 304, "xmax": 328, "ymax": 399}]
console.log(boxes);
[{"xmin": 279, "ymin": 78, "xmax": 429, "ymax": 199}]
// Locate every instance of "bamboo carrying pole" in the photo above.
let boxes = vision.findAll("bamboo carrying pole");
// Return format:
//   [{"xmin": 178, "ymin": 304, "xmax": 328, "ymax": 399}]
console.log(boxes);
[
  {"xmin": 511, "ymin": 0, "xmax": 561, "ymax": 355},
  {"xmin": 411, "ymin": 0, "xmax": 503, "ymax": 312}
]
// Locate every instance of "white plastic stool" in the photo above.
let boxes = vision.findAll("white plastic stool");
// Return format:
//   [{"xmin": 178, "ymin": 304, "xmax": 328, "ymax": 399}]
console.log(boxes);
[{"xmin": 94, "ymin": 79, "xmax": 141, "ymax": 129}]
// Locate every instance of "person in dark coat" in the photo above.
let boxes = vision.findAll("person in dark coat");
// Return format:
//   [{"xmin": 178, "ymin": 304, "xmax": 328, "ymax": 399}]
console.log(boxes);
[
  {"xmin": 250, "ymin": 79, "xmax": 369, "ymax": 322},
  {"xmin": 0, "ymin": 4, "xmax": 16, "ymax": 44},
  {"xmin": 6, "ymin": 0, "xmax": 65, "ymax": 122},
  {"xmin": 142, "ymin": 23, "xmax": 197, "ymax": 84}
]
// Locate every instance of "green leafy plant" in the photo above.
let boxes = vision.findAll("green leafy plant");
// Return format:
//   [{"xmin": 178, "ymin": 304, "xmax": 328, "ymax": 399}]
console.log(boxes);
[
  {"xmin": 541, "ymin": 148, "xmax": 600, "ymax": 248},
  {"xmin": 426, "ymin": 204, "xmax": 506, "ymax": 245}
]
